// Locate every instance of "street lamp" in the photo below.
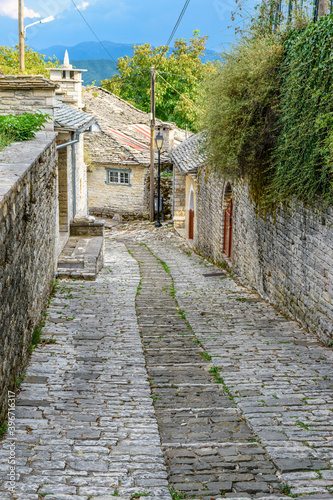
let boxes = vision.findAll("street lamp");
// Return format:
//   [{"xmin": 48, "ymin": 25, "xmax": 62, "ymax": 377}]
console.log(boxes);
[
  {"xmin": 18, "ymin": 0, "xmax": 55, "ymax": 72},
  {"xmin": 155, "ymin": 132, "xmax": 164, "ymax": 228}
]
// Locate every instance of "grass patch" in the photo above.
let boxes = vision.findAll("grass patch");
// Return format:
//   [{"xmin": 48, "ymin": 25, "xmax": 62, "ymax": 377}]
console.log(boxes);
[
  {"xmin": 15, "ymin": 372, "xmax": 26, "ymax": 388},
  {"xmin": 296, "ymin": 420, "xmax": 309, "ymax": 430},
  {"xmin": 157, "ymin": 257, "xmax": 170, "ymax": 274},
  {"xmin": 0, "ymin": 422, "xmax": 7, "ymax": 438},
  {"xmin": 200, "ymin": 351, "xmax": 212, "ymax": 361},
  {"xmin": 169, "ymin": 488, "xmax": 187, "ymax": 500}
]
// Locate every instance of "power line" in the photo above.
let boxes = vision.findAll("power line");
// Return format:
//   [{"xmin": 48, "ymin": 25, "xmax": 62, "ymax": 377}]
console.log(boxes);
[
  {"xmin": 156, "ymin": 71, "xmax": 201, "ymax": 112},
  {"xmin": 166, "ymin": 0, "xmax": 191, "ymax": 47},
  {"xmin": 70, "ymin": 0, "xmax": 118, "ymax": 65},
  {"xmin": 155, "ymin": 0, "xmax": 191, "ymax": 69}
]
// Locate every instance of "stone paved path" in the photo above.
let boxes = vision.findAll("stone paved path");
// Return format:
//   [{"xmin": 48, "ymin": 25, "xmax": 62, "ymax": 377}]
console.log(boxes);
[
  {"xmin": 0, "ymin": 221, "xmax": 333, "ymax": 500},
  {"xmin": 109, "ymin": 221, "xmax": 333, "ymax": 499},
  {"xmin": 128, "ymin": 242, "xmax": 281, "ymax": 499},
  {"xmin": 0, "ymin": 241, "xmax": 171, "ymax": 500}
]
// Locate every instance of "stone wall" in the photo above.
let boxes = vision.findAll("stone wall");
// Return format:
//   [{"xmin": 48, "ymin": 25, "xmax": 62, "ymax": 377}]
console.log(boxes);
[
  {"xmin": 0, "ymin": 75, "xmax": 58, "ymax": 130},
  {"xmin": 196, "ymin": 169, "xmax": 333, "ymax": 345},
  {"xmin": 154, "ymin": 176, "xmax": 173, "ymax": 218},
  {"xmin": 0, "ymin": 132, "xmax": 58, "ymax": 423},
  {"xmin": 88, "ymin": 163, "xmax": 150, "ymax": 220},
  {"xmin": 173, "ymin": 167, "xmax": 186, "ymax": 229}
]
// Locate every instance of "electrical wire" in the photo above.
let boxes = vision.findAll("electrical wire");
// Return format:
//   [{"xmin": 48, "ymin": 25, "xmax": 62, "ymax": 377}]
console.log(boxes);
[
  {"xmin": 155, "ymin": 0, "xmax": 191, "ymax": 69},
  {"xmin": 156, "ymin": 71, "xmax": 201, "ymax": 112},
  {"xmin": 70, "ymin": 0, "xmax": 118, "ymax": 65}
]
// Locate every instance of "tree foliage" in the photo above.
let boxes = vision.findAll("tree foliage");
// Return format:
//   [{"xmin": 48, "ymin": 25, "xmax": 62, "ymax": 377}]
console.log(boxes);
[
  {"xmin": 101, "ymin": 31, "xmax": 217, "ymax": 131},
  {"xmin": 0, "ymin": 45, "xmax": 59, "ymax": 77},
  {"xmin": 201, "ymin": 36, "xmax": 283, "ymax": 181},
  {"xmin": 202, "ymin": 0, "xmax": 333, "ymax": 207}
]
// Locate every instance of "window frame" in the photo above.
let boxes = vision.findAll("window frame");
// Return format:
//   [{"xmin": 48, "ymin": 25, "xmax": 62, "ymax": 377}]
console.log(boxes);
[{"xmin": 105, "ymin": 168, "xmax": 132, "ymax": 187}]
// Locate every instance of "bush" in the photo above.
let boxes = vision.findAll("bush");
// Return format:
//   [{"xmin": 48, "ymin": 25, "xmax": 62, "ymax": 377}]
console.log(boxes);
[
  {"xmin": 203, "ymin": 11, "xmax": 333, "ymax": 209},
  {"xmin": 202, "ymin": 36, "xmax": 283, "ymax": 183},
  {"xmin": 0, "ymin": 113, "xmax": 48, "ymax": 150}
]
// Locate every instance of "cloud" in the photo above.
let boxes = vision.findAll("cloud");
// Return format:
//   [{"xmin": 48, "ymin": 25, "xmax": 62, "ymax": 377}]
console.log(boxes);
[
  {"xmin": 0, "ymin": 1, "xmax": 41, "ymax": 19},
  {"xmin": 77, "ymin": 1, "xmax": 89, "ymax": 10}
]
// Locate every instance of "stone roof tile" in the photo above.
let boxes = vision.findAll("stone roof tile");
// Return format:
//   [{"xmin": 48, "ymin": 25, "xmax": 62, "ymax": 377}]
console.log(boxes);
[
  {"xmin": 169, "ymin": 132, "xmax": 206, "ymax": 174},
  {"xmin": 54, "ymin": 101, "xmax": 95, "ymax": 131},
  {"xmin": 82, "ymin": 87, "xmax": 186, "ymax": 167}
]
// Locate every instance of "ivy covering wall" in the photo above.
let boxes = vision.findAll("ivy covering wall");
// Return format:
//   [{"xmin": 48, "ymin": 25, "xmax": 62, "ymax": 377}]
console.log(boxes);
[{"xmin": 203, "ymin": 13, "xmax": 333, "ymax": 208}]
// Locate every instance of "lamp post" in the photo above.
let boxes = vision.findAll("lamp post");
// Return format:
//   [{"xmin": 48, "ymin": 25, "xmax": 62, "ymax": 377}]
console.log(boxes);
[
  {"xmin": 18, "ymin": 0, "xmax": 55, "ymax": 72},
  {"xmin": 155, "ymin": 132, "xmax": 164, "ymax": 228}
]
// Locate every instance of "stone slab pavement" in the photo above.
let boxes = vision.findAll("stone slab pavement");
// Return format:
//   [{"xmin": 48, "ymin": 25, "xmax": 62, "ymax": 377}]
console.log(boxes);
[
  {"xmin": 108, "ymin": 221, "xmax": 333, "ymax": 499},
  {"xmin": 0, "ymin": 239, "xmax": 171, "ymax": 500},
  {"xmin": 0, "ymin": 220, "xmax": 332, "ymax": 500}
]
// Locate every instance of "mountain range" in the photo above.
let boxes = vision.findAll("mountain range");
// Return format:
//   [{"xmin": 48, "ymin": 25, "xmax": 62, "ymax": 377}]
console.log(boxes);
[{"xmin": 37, "ymin": 41, "xmax": 219, "ymax": 86}]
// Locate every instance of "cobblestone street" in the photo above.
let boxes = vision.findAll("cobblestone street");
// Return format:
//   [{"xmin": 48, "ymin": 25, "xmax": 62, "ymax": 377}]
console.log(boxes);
[{"xmin": 1, "ymin": 221, "xmax": 333, "ymax": 500}]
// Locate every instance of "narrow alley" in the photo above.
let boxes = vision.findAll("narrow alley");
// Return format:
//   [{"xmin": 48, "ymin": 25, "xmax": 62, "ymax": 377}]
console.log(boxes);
[{"xmin": 0, "ymin": 221, "xmax": 332, "ymax": 500}]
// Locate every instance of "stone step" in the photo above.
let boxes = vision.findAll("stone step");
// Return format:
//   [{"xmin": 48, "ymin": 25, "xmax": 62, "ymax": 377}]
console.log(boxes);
[{"xmin": 56, "ymin": 235, "xmax": 104, "ymax": 280}]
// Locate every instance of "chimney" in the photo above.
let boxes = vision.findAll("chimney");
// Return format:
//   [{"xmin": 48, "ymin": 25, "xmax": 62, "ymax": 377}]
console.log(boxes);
[
  {"xmin": 47, "ymin": 51, "xmax": 87, "ymax": 109},
  {"xmin": 155, "ymin": 123, "xmax": 175, "ymax": 153}
]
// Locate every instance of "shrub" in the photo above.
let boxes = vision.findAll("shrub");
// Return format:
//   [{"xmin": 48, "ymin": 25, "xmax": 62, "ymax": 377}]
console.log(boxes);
[
  {"xmin": 0, "ymin": 112, "xmax": 48, "ymax": 150},
  {"xmin": 202, "ymin": 36, "xmax": 283, "ymax": 186}
]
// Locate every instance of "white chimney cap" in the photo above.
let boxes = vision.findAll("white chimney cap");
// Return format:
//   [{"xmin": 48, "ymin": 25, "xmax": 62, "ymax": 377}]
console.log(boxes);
[{"xmin": 62, "ymin": 50, "xmax": 72, "ymax": 69}]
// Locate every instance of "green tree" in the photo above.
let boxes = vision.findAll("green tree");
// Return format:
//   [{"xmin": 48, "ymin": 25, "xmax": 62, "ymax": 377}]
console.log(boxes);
[
  {"xmin": 0, "ymin": 45, "xmax": 59, "ymax": 77},
  {"xmin": 101, "ymin": 31, "xmax": 217, "ymax": 131}
]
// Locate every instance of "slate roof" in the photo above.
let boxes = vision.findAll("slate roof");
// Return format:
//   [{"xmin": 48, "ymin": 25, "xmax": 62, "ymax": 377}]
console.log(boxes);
[
  {"xmin": 169, "ymin": 132, "xmax": 207, "ymax": 175},
  {"xmin": 82, "ymin": 87, "xmax": 186, "ymax": 167},
  {"xmin": 54, "ymin": 101, "xmax": 95, "ymax": 132}
]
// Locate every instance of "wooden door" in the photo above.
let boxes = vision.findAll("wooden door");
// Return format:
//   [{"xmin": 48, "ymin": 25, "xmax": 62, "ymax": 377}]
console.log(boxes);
[
  {"xmin": 188, "ymin": 209, "xmax": 194, "ymax": 239},
  {"xmin": 223, "ymin": 199, "xmax": 233, "ymax": 259}
]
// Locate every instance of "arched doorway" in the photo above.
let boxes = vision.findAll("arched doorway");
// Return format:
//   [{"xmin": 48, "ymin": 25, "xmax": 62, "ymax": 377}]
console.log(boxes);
[
  {"xmin": 223, "ymin": 184, "xmax": 233, "ymax": 259},
  {"xmin": 188, "ymin": 186, "xmax": 194, "ymax": 240}
]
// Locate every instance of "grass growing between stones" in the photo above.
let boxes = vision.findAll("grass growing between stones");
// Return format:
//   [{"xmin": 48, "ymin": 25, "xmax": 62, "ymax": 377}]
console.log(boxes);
[
  {"xmin": 169, "ymin": 488, "xmax": 188, "ymax": 500},
  {"xmin": 30, "ymin": 323, "xmax": 44, "ymax": 353},
  {"xmin": 0, "ymin": 421, "xmax": 7, "ymax": 438}
]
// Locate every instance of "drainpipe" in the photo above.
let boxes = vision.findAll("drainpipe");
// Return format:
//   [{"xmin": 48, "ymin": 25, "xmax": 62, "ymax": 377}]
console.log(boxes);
[
  {"xmin": 56, "ymin": 133, "xmax": 79, "ymax": 220},
  {"xmin": 71, "ymin": 132, "xmax": 77, "ymax": 219}
]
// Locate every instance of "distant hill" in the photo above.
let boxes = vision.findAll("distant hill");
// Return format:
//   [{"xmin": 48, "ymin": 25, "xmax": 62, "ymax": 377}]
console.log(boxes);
[
  {"xmin": 71, "ymin": 60, "xmax": 117, "ymax": 86},
  {"xmin": 40, "ymin": 40, "xmax": 135, "ymax": 61},
  {"xmin": 38, "ymin": 40, "xmax": 219, "ymax": 86}
]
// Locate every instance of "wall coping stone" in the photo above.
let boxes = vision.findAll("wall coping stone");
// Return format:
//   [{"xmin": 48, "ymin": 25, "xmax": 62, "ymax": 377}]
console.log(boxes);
[
  {"xmin": 0, "ymin": 75, "xmax": 59, "ymax": 90},
  {"xmin": 0, "ymin": 131, "xmax": 57, "ymax": 205}
]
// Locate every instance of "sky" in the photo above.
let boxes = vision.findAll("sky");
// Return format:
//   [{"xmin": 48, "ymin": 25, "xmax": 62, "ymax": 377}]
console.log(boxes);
[{"xmin": 0, "ymin": 0, "xmax": 254, "ymax": 54}]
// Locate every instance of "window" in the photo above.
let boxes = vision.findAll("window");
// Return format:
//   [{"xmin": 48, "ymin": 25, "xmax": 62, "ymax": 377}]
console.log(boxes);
[{"xmin": 106, "ymin": 168, "xmax": 131, "ymax": 186}]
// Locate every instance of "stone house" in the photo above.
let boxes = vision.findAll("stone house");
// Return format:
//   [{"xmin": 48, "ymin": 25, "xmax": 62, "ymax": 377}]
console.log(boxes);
[
  {"xmin": 170, "ymin": 133, "xmax": 333, "ymax": 346},
  {"xmin": 169, "ymin": 133, "xmax": 205, "ymax": 242},
  {"xmin": 82, "ymin": 87, "xmax": 186, "ymax": 219}
]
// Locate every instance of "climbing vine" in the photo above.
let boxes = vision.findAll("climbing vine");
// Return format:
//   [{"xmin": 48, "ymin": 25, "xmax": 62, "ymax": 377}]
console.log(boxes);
[
  {"xmin": 203, "ymin": 7, "xmax": 333, "ymax": 208},
  {"xmin": 268, "ymin": 15, "xmax": 333, "ymax": 206}
]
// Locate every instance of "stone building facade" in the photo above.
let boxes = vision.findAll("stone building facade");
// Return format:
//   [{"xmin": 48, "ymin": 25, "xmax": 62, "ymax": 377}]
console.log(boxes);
[
  {"xmin": 170, "ymin": 133, "xmax": 333, "ymax": 345},
  {"xmin": 0, "ymin": 133, "xmax": 58, "ymax": 424},
  {"xmin": 83, "ymin": 87, "xmax": 185, "ymax": 220},
  {"xmin": 195, "ymin": 169, "xmax": 333, "ymax": 345},
  {"xmin": 170, "ymin": 133, "xmax": 205, "ymax": 239}
]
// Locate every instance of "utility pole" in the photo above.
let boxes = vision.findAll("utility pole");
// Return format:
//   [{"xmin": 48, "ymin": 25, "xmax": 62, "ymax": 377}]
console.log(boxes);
[
  {"xmin": 318, "ymin": 0, "xmax": 329, "ymax": 17},
  {"xmin": 149, "ymin": 67, "xmax": 155, "ymax": 221},
  {"xmin": 18, "ymin": 0, "xmax": 25, "ymax": 72}
]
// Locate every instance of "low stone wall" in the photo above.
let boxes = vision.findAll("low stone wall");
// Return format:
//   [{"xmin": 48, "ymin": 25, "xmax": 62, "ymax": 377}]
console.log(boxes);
[
  {"xmin": 0, "ymin": 132, "xmax": 58, "ymax": 423},
  {"xmin": 0, "ymin": 75, "xmax": 57, "ymax": 130},
  {"xmin": 155, "ymin": 176, "xmax": 173, "ymax": 218},
  {"xmin": 196, "ymin": 170, "xmax": 333, "ymax": 345}
]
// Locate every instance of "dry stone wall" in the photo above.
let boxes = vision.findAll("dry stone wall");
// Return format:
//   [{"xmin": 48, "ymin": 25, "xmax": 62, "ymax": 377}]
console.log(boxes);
[
  {"xmin": 196, "ymin": 169, "xmax": 333, "ymax": 345},
  {"xmin": 0, "ymin": 132, "xmax": 58, "ymax": 423}
]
